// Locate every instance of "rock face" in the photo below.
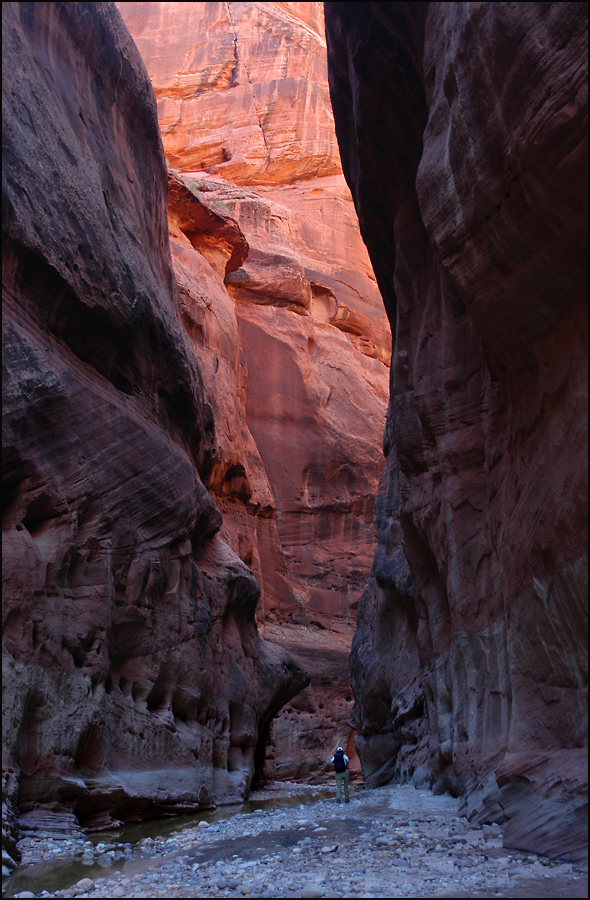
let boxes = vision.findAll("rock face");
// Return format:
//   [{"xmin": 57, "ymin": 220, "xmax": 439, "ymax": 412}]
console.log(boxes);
[
  {"xmin": 2, "ymin": 0, "xmax": 309, "ymax": 859},
  {"xmin": 117, "ymin": 0, "xmax": 391, "ymax": 782},
  {"xmin": 118, "ymin": 1, "xmax": 338, "ymax": 186},
  {"xmin": 325, "ymin": 1, "xmax": 588, "ymax": 860}
]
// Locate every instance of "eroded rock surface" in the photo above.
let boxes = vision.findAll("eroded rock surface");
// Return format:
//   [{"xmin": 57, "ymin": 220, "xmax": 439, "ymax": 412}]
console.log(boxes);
[
  {"xmin": 2, "ymin": 0, "xmax": 308, "ymax": 863},
  {"xmin": 325, "ymin": 0, "xmax": 588, "ymax": 859},
  {"xmin": 117, "ymin": 0, "xmax": 391, "ymax": 782},
  {"xmin": 117, "ymin": 0, "xmax": 339, "ymax": 186}
]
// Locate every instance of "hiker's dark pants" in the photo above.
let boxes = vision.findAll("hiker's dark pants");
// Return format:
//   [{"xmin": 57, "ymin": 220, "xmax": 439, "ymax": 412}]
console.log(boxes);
[{"xmin": 336, "ymin": 769, "xmax": 350, "ymax": 801}]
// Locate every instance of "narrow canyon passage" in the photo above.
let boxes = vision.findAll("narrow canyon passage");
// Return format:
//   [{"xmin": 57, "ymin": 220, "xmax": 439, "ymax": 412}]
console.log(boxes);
[
  {"xmin": 3, "ymin": 1, "xmax": 387, "ymax": 875},
  {"xmin": 2, "ymin": 0, "xmax": 587, "ymax": 893},
  {"xmin": 113, "ymin": 0, "xmax": 392, "ymax": 787}
]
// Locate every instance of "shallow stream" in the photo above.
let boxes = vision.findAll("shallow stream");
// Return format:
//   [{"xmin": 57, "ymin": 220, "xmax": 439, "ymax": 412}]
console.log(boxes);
[
  {"xmin": 4, "ymin": 784, "xmax": 587, "ymax": 900},
  {"xmin": 3, "ymin": 786, "xmax": 336, "ymax": 897}
]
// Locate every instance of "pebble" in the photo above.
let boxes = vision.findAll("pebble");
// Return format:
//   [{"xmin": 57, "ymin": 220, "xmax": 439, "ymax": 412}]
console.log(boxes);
[
  {"xmin": 4, "ymin": 783, "xmax": 588, "ymax": 899},
  {"xmin": 301, "ymin": 885, "xmax": 324, "ymax": 898}
]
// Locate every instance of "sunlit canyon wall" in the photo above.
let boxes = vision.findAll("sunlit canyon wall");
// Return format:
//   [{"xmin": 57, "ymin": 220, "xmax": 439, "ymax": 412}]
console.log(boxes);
[{"xmin": 116, "ymin": 0, "xmax": 392, "ymax": 784}]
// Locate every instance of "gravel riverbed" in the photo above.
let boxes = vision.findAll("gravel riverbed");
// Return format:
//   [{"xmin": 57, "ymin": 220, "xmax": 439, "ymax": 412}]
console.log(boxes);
[{"xmin": 5, "ymin": 783, "xmax": 587, "ymax": 899}]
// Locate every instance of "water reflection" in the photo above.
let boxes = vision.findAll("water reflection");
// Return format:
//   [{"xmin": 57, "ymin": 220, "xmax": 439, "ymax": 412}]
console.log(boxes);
[{"xmin": 4, "ymin": 787, "xmax": 337, "ymax": 897}]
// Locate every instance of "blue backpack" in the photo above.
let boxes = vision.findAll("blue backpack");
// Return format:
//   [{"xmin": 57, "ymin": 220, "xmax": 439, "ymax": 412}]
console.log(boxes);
[{"xmin": 333, "ymin": 750, "xmax": 347, "ymax": 773}]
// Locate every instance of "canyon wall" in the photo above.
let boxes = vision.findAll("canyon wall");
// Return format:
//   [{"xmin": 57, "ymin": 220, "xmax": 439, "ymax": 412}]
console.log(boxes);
[
  {"xmin": 116, "ymin": 0, "xmax": 391, "ymax": 782},
  {"xmin": 325, "ymin": 1, "xmax": 588, "ymax": 860},
  {"xmin": 2, "ymin": 1, "xmax": 309, "ymax": 866}
]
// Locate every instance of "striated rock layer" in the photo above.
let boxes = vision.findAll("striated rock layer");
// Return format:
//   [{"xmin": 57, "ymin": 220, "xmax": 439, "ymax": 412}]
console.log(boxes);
[
  {"xmin": 325, "ymin": 1, "xmax": 588, "ymax": 860},
  {"xmin": 117, "ymin": 0, "xmax": 391, "ymax": 782},
  {"xmin": 117, "ymin": 1, "xmax": 339, "ymax": 186},
  {"xmin": 2, "ymin": 1, "xmax": 309, "ymax": 863}
]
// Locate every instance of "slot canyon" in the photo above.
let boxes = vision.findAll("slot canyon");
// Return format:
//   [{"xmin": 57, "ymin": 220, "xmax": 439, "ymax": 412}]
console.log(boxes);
[{"xmin": 2, "ymin": 0, "xmax": 587, "ymax": 886}]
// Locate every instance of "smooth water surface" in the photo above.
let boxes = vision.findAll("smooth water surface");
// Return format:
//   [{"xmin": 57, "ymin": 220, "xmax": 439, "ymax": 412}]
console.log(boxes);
[{"xmin": 4, "ymin": 787, "xmax": 337, "ymax": 897}]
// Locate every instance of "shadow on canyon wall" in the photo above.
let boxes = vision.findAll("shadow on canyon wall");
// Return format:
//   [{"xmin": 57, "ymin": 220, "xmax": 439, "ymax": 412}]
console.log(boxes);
[
  {"xmin": 2, "ymin": 0, "xmax": 310, "ymax": 867},
  {"xmin": 1, "ymin": 0, "xmax": 587, "ymax": 874},
  {"xmin": 2, "ymin": 0, "xmax": 387, "ymax": 869},
  {"xmin": 325, "ymin": 0, "xmax": 588, "ymax": 861}
]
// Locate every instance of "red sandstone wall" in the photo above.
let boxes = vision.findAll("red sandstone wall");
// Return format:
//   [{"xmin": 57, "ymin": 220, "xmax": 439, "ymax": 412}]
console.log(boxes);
[
  {"xmin": 117, "ymin": 0, "xmax": 391, "ymax": 783},
  {"xmin": 325, "ymin": 0, "xmax": 588, "ymax": 860},
  {"xmin": 1, "ymin": 1, "xmax": 308, "ymax": 865}
]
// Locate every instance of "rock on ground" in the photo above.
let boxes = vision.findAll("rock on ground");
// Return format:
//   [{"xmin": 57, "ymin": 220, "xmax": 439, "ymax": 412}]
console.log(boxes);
[{"xmin": 5, "ymin": 784, "xmax": 588, "ymax": 899}]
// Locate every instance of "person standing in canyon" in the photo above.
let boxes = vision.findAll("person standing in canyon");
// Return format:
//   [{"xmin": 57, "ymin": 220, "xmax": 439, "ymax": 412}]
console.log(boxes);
[{"xmin": 331, "ymin": 746, "xmax": 350, "ymax": 803}]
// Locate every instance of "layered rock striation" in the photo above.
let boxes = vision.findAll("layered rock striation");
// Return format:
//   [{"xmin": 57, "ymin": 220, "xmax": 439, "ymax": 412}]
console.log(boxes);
[
  {"xmin": 2, "ymin": 1, "xmax": 309, "ymax": 864},
  {"xmin": 325, "ymin": 0, "xmax": 588, "ymax": 860},
  {"xmin": 118, "ymin": 1, "xmax": 338, "ymax": 186},
  {"xmin": 117, "ymin": 0, "xmax": 391, "ymax": 782}
]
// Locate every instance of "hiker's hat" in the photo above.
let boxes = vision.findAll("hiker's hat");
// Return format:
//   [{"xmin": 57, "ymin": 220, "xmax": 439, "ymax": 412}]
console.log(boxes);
[{"xmin": 336, "ymin": 746, "xmax": 343, "ymax": 751}]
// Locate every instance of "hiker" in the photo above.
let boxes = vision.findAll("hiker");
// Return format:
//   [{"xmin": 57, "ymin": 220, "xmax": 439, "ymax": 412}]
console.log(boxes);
[{"xmin": 331, "ymin": 746, "xmax": 350, "ymax": 802}]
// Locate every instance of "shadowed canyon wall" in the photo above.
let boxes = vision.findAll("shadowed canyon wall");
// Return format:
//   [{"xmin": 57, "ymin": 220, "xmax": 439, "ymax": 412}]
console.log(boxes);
[
  {"xmin": 116, "ymin": 0, "xmax": 391, "ymax": 783},
  {"xmin": 325, "ymin": 1, "xmax": 588, "ymax": 860},
  {"xmin": 2, "ymin": 1, "xmax": 310, "ymax": 865}
]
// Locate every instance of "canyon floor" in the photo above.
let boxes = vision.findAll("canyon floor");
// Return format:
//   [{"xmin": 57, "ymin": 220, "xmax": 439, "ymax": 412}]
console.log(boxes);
[{"xmin": 6, "ymin": 784, "xmax": 587, "ymax": 899}]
